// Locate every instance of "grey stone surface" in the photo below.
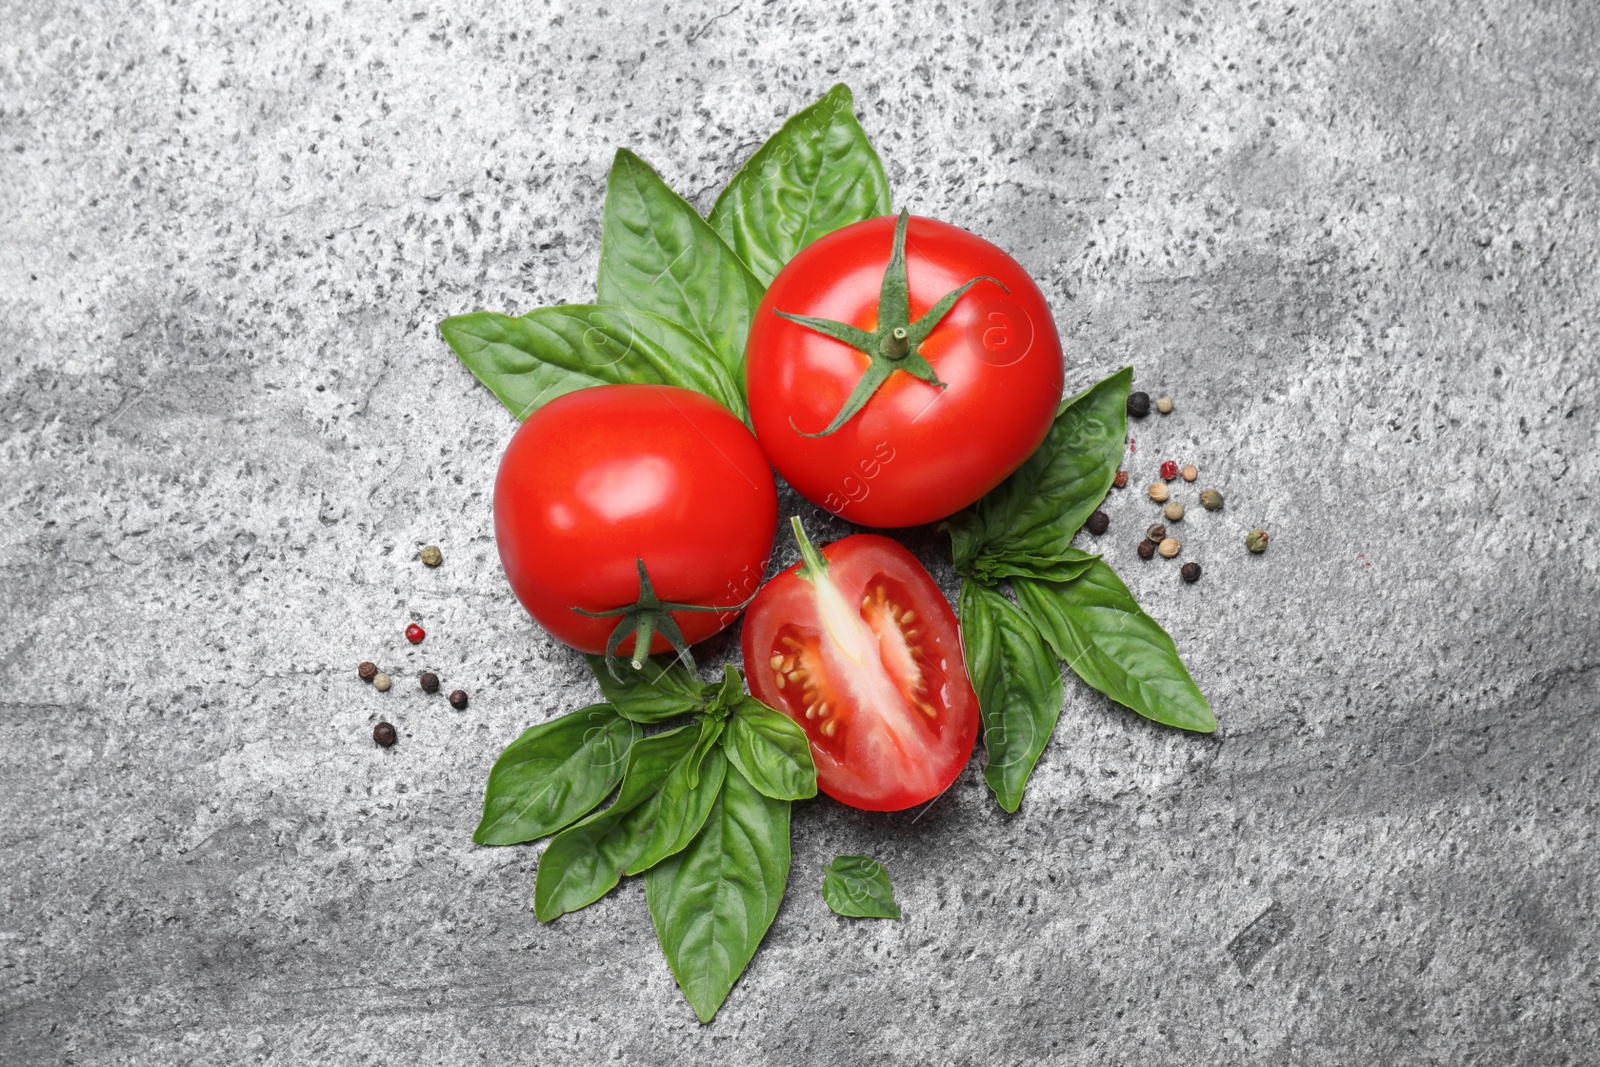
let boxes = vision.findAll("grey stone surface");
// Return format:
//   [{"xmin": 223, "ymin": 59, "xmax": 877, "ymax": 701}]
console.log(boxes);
[{"xmin": 2, "ymin": 0, "xmax": 1597, "ymax": 1062}]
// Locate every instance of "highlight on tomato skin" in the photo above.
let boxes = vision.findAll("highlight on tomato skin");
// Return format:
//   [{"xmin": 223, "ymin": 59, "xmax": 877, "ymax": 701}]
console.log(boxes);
[
  {"xmin": 740, "ymin": 522, "xmax": 980, "ymax": 812},
  {"xmin": 493, "ymin": 384, "xmax": 778, "ymax": 658}
]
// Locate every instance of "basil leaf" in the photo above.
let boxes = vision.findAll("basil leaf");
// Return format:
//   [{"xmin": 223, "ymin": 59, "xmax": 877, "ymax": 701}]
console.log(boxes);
[
  {"xmin": 723, "ymin": 697, "xmax": 818, "ymax": 801},
  {"xmin": 968, "ymin": 548, "xmax": 1099, "ymax": 587},
  {"xmin": 950, "ymin": 367, "xmax": 1131, "ymax": 574},
  {"xmin": 534, "ymin": 723, "xmax": 728, "ymax": 920},
  {"xmin": 705, "ymin": 664, "xmax": 746, "ymax": 715},
  {"xmin": 1013, "ymin": 562, "xmax": 1215, "ymax": 734},
  {"xmin": 708, "ymin": 84, "xmax": 892, "ymax": 285},
  {"xmin": 588, "ymin": 653, "xmax": 705, "ymax": 723},
  {"xmin": 959, "ymin": 582, "xmax": 1064, "ymax": 813},
  {"xmin": 598, "ymin": 149, "xmax": 766, "ymax": 380},
  {"xmin": 439, "ymin": 305, "xmax": 746, "ymax": 422},
  {"xmin": 685, "ymin": 714, "xmax": 726, "ymax": 790},
  {"xmin": 645, "ymin": 764, "xmax": 791, "ymax": 1023},
  {"xmin": 821, "ymin": 855, "xmax": 901, "ymax": 919},
  {"xmin": 473, "ymin": 705, "xmax": 640, "ymax": 846}
]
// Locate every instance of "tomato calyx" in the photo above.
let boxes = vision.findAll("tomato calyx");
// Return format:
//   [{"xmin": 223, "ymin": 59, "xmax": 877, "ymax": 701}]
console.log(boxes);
[
  {"xmin": 772, "ymin": 209, "xmax": 1007, "ymax": 437},
  {"xmin": 571, "ymin": 558, "xmax": 752, "ymax": 680}
]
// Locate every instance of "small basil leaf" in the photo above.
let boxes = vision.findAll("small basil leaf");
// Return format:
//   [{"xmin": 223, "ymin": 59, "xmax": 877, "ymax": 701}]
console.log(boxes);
[
  {"xmin": 723, "ymin": 697, "xmax": 818, "ymax": 801},
  {"xmin": 971, "ymin": 549, "xmax": 1099, "ymax": 586},
  {"xmin": 951, "ymin": 367, "xmax": 1131, "ymax": 569},
  {"xmin": 645, "ymin": 764, "xmax": 791, "ymax": 1023},
  {"xmin": 588, "ymin": 653, "xmax": 705, "ymax": 723},
  {"xmin": 704, "ymin": 664, "xmax": 746, "ymax": 715},
  {"xmin": 821, "ymin": 854, "xmax": 901, "ymax": 919},
  {"xmin": 708, "ymin": 84, "xmax": 892, "ymax": 286},
  {"xmin": 598, "ymin": 149, "xmax": 766, "ymax": 381},
  {"xmin": 533, "ymin": 724, "xmax": 728, "ymax": 921},
  {"xmin": 472, "ymin": 705, "xmax": 640, "ymax": 845},
  {"xmin": 1013, "ymin": 562, "xmax": 1215, "ymax": 734},
  {"xmin": 439, "ymin": 305, "xmax": 746, "ymax": 422},
  {"xmin": 685, "ymin": 714, "xmax": 726, "ymax": 790},
  {"xmin": 959, "ymin": 582, "xmax": 1064, "ymax": 813}
]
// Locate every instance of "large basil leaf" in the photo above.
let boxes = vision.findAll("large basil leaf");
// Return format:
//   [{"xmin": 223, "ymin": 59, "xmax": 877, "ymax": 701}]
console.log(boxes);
[
  {"xmin": 821, "ymin": 855, "xmax": 901, "ymax": 919},
  {"xmin": 708, "ymin": 84, "xmax": 892, "ymax": 286},
  {"xmin": 534, "ymin": 724, "xmax": 727, "ymax": 920},
  {"xmin": 959, "ymin": 582, "xmax": 1065, "ymax": 813},
  {"xmin": 588, "ymin": 653, "xmax": 706, "ymax": 723},
  {"xmin": 645, "ymin": 764, "xmax": 791, "ymax": 1023},
  {"xmin": 966, "ymin": 548, "xmax": 1100, "ymax": 587},
  {"xmin": 473, "ymin": 705, "xmax": 640, "ymax": 845},
  {"xmin": 598, "ymin": 149, "xmax": 766, "ymax": 380},
  {"xmin": 949, "ymin": 367, "xmax": 1131, "ymax": 576},
  {"xmin": 1013, "ymin": 562, "xmax": 1215, "ymax": 734},
  {"xmin": 722, "ymin": 697, "xmax": 817, "ymax": 801},
  {"xmin": 439, "ymin": 304, "xmax": 746, "ymax": 422}
]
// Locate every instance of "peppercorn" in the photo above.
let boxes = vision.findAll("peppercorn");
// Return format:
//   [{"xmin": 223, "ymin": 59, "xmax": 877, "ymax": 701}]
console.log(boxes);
[
  {"xmin": 1200, "ymin": 488, "xmax": 1224, "ymax": 511},
  {"xmin": 1181, "ymin": 561, "xmax": 1201, "ymax": 583},
  {"xmin": 373, "ymin": 721, "xmax": 397, "ymax": 747},
  {"xmin": 405, "ymin": 623, "xmax": 425, "ymax": 645},
  {"xmin": 1158, "ymin": 537, "xmax": 1181, "ymax": 559},
  {"xmin": 419, "ymin": 671, "xmax": 440, "ymax": 694},
  {"xmin": 1137, "ymin": 539, "xmax": 1157, "ymax": 560},
  {"xmin": 1146, "ymin": 523, "xmax": 1167, "ymax": 541},
  {"xmin": 449, "ymin": 689, "xmax": 469, "ymax": 710},
  {"xmin": 358, "ymin": 661, "xmax": 377, "ymax": 683},
  {"xmin": 420, "ymin": 545, "xmax": 443, "ymax": 567},
  {"xmin": 1148, "ymin": 482, "xmax": 1169, "ymax": 503},
  {"xmin": 1127, "ymin": 392, "xmax": 1151, "ymax": 418},
  {"xmin": 373, "ymin": 672, "xmax": 392, "ymax": 692},
  {"xmin": 1164, "ymin": 500, "xmax": 1185, "ymax": 522},
  {"xmin": 1086, "ymin": 510, "xmax": 1109, "ymax": 535},
  {"xmin": 1181, "ymin": 464, "xmax": 1198, "ymax": 482},
  {"xmin": 1113, "ymin": 470, "xmax": 1129, "ymax": 489},
  {"xmin": 1156, "ymin": 395, "xmax": 1174, "ymax": 415},
  {"xmin": 1246, "ymin": 529, "xmax": 1270, "ymax": 554},
  {"xmin": 1160, "ymin": 459, "xmax": 1179, "ymax": 481}
]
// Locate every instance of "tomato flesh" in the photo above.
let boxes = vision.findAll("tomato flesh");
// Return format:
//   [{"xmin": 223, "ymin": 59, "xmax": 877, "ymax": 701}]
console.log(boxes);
[
  {"xmin": 744, "ymin": 214, "xmax": 1064, "ymax": 528},
  {"xmin": 494, "ymin": 384, "xmax": 778, "ymax": 655},
  {"xmin": 742, "ymin": 533, "xmax": 979, "ymax": 811}
]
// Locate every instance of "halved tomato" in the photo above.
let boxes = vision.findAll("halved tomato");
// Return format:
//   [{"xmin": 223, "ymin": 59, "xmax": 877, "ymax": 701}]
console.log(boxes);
[{"xmin": 741, "ymin": 519, "xmax": 980, "ymax": 811}]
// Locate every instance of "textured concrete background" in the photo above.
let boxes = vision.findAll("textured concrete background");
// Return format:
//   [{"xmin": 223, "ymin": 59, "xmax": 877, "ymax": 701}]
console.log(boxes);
[{"xmin": 3, "ymin": 0, "xmax": 1597, "ymax": 1062}]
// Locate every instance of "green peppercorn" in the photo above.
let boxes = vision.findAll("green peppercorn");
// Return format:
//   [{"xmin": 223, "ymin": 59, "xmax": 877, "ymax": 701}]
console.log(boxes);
[
  {"xmin": 1087, "ymin": 510, "xmax": 1109, "ymax": 535},
  {"xmin": 1181, "ymin": 561, "xmax": 1201, "ymax": 583},
  {"xmin": 1146, "ymin": 523, "xmax": 1166, "ymax": 542},
  {"xmin": 1127, "ymin": 392, "xmax": 1151, "ymax": 418},
  {"xmin": 1137, "ymin": 539, "xmax": 1157, "ymax": 560},
  {"xmin": 420, "ymin": 545, "xmax": 443, "ymax": 567},
  {"xmin": 1247, "ymin": 529, "xmax": 1270, "ymax": 554},
  {"xmin": 1200, "ymin": 488, "xmax": 1224, "ymax": 511}
]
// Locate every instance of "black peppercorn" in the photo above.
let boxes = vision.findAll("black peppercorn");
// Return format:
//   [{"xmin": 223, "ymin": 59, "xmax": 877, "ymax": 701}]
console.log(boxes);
[
  {"xmin": 373, "ymin": 721, "xmax": 397, "ymax": 747},
  {"xmin": 1086, "ymin": 510, "xmax": 1109, "ymax": 535},
  {"xmin": 1181, "ymin": 561, "xmax": 1201, "ymax": 583},
  {"xmin": 448, "ymin": 689, "xmax": 469, "ymax": 710},
  {"xmin": 419, "ymin": 672, "xmax": 440, "ymax": 694},
  {"xmin": 1127, "ymin": 391, "xmax": 1151, "ymax": 418},
  {"xmin": 1146, "ymin": 523, "xmax": 1167, "ymax": 542},
  {"xmin": 1137, "ymin": 538, "xmax": 1157, "ymax": 560},
  {"xmin": 358, "ymin": 661, "xmax": 377, "ymax": 683}
]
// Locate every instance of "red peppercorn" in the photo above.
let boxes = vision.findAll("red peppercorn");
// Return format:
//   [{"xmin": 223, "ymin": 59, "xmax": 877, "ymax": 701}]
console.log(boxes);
[
  {"xmin": 1112, "ymin": 470, "xmax": 1129, "ymax": 489},
  {"xmin": 1160, "ymin": 460, "xmax": 1179, "ymax": 481},
  {"xmin": 405, "ymin": 623, "xmax": 425, "ymax": 645}
]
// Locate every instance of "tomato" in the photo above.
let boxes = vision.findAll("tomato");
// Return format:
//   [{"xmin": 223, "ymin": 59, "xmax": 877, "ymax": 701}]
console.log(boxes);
[
  {"xmin": 741, "ymin": 521, "xmax": 980, "ymax": 811},
  {"xmin": 744, "ymin": 213, "xmax": 1064, "ymax": 528},
  {"xmin": 494, "ymin": 384, "xmax": 778, "ymax": 659}
]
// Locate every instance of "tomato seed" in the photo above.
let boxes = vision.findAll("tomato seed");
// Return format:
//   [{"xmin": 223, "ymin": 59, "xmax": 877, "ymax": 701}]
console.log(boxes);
[
  {"xmin": 405, "ymin": 623, "xmax": 425, "ymax": 645},
  {"xmin": 774, "ymin": 673, "xmax": 786, "ymax": 689},
  {"xmin": 769, "ymin": 654, "xmax": 783, "ymax": 670},
  {"xmin": 821, "ymin": 720, "xmax": 837, "ymax": 737}
]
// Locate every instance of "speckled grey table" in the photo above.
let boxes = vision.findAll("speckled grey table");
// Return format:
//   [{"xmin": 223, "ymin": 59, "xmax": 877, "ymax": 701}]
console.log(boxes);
[{"xmin": 3, "ymin": 1, "xmax": 1597, "ymax": 1063}]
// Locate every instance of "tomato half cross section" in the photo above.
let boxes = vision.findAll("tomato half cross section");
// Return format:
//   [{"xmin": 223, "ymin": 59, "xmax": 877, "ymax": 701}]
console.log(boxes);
[
  {"xmin": 494, "ymin": 384, "xmax": 778, "ymax": 666},
  {"xmin": 741, "ymin": 519, "xmax": 980, "ymax": 811},
  {"xmin": 744, "ymin": 211, "xmax": 1064, "ymax": 528}
]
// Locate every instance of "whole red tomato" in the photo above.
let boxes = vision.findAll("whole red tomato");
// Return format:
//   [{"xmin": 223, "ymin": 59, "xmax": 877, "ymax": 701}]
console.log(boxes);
[
  {"xmin": 494, "ymin": 384, "xmax": 778, "ymax": 659},
  {"xmin": 744, "ymin": 213, "xmax": 1064, "ymax": 528},
  {"xmin": 742, "ymin": 520, "xmax": 980, "ymax": 811}
]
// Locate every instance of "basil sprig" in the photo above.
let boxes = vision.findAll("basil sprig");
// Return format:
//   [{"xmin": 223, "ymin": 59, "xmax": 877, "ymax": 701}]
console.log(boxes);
[
  {"xmin": 950, "ymin": 366, "xmax": 1216, "ymax": 812},
  {"xmin": 821, "ymin": 855, "xmax": 901, "ymax": 920},
  {"xmin": 475, "ymin": 655, "xmax": 815, "ymax": 1018}
]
